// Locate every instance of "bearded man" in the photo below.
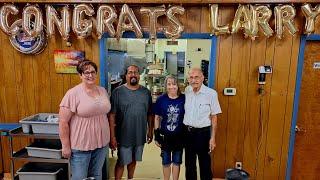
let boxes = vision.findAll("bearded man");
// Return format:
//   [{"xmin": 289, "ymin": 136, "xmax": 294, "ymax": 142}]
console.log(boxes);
[{"xmin": 109, "ymin": 65, "xmax": 154, "ymax": 180}]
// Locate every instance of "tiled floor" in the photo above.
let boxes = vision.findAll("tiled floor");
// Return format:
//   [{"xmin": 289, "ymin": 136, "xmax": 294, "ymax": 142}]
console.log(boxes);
[{"xmin": 108, "ymin": 143, "xmax": 172, "ymax": 179}]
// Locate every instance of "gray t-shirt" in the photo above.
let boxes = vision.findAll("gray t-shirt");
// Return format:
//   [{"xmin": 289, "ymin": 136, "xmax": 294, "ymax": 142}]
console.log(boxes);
[{"xmin": 111, "ymin": 85, "xmax": 152, "ymax": 147}]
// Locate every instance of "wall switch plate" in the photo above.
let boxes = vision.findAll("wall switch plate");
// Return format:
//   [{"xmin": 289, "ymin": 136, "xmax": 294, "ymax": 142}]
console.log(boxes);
[{"xmin": 224, "ymin": 88, "xmax": 236, "ymax": 96}]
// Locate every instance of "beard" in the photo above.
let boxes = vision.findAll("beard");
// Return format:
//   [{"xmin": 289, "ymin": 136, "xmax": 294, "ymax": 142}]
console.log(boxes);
[{"xmin": 129, "ymin": 77, "xmax": 138, "ymax": 85}]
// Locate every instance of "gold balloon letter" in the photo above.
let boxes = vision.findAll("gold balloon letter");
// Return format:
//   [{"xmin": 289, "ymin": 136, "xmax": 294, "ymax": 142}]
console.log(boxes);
[
  {"xmin": 140, "ymin": 6, "xmax": 166, "ymax": 42},
  {"xmin": 231, "ymin": 5, "xmax": 252, "ymax": 37},
  {"xmin": 253, "ymin": 5, "xmax": 273, "ymax": 38},
  {"xmin": 0, "ymin": 4, "xmax": 19, "ymax": 35},
  {"xmin": 274, "ymin": 5, "xmax": 298, "ymax": 39},
  {"xmin": 96, "ymin": 5, "xmax": 117, "ymax": 39},
  {"xmin": 72, "ymin": 4, "xmax": 95, "ymax": 39},
  {"xmin": 116, "ymin": 4, "xmax": 142, "ymax": 39},
  {"xmin": 164, "ymin": 6, "xmax": 185, "ymax": 39},
  {"xmin": 46, "ymin": 5, "xmax": 70, "ymax": 40},
  {"xmin": 22, "ymin": 4, "xmax": 43, "ymax": 37},
  {"xmin": 210, "ymin": 4, "xmax": 229, "ymax": 35},
  {"xmin": 301, "ymin": 3, "xmax": 320, "ymax": 35}
]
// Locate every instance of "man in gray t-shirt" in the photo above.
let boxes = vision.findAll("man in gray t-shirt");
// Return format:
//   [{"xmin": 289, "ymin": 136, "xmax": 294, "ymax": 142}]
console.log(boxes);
[{"xmin": 109, "ymin": 65, "xmax": 153, "ymax": 180}]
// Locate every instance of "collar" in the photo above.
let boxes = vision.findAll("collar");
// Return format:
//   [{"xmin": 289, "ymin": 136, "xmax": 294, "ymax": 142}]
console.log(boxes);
[{"xmin": 187, "ymin": 84, "xmax": 206, "ymax": 94}]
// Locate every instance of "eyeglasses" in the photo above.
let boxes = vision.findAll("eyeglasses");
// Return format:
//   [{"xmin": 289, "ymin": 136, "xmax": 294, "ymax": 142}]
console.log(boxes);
[
  {"xmin": 127, "ymin": 71, "xmax": 139, "ymax": 75},
  {"xmin": 83, "ymin": 71, "xmax": 97, "ymax": 76},
  {"xmin": 188, "ymin": 76, "xmax": 201, "ymax": 81}
]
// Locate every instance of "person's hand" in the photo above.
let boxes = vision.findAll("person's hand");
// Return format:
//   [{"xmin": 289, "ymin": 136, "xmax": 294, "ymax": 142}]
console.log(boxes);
[
  {"xmin": 62, "ymin": 146, "xmax": 71, "ymax": 159},
  {"xmin": 155, "ymin": 141, "xmax": 162, "ymax": 148},
  {"xmin": 110, "ymin": 136, "xmax": 118, "ymax": 150},
  {"xmin": 209, "ymin": 137, "xmax": 216, "ymax": 152},
  {"xmin": 147, "ymin": 130, "xmax": 153, "ymax": 144}
]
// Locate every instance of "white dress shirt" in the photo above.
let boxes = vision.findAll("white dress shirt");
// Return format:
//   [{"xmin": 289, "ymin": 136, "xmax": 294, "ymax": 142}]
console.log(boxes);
[{"xmin": 183, "ymin": 84, "xmax": 222, "ymax": 128}]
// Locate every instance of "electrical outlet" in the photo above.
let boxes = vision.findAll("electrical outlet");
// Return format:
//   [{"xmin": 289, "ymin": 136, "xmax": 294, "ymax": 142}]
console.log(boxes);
[{"xmin": 235, "ymin": 161, "xmax": 242, "ymax": 169}]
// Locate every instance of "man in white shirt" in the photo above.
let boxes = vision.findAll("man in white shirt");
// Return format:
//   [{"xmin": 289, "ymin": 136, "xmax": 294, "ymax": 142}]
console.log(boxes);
[{"xmin": 184, "ymin": 68, "xmax": 222, "ymax": 180}]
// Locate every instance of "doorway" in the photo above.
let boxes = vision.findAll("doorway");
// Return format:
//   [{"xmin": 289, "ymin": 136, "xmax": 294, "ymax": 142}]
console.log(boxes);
[
  {"xmin": 287, "ymin": 37, "xmax": 320, "ymax": 179},
  {"xmin": 99, "ymin": 33, "xmax": 217, "ymax": 179}
]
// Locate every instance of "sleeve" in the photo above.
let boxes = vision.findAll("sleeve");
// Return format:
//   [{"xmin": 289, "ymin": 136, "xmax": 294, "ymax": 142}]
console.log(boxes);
[
  {"xmin": 210, "ymin": 91, "xmax": 222, "ymax": 115},
  {"xmin": 59, "ymin": 89, "xmax": 78, "ymax": 113},
  {"xmin": 110, "ymin": 89, "xmax": 118, "ymax": 113},
  {"xmin": 100, "ymin": 87, "xmax": 111, "ymax": 112},
  {"xmin": 101, "ymin": 86, "xmax": 109, "ymax": 97}
]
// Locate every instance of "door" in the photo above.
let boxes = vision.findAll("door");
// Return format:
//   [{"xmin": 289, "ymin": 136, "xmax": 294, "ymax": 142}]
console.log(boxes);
[
  {"xmin": 292, "ymin": 41, "xmax": 320, "ymax": 179},
  {"xmin": 166, "ymin": 52, "xmax": 178, "ymax": 75},
  {"xmin": 165, "ymin": 52, "xmax": 186, "ymax": 83}
]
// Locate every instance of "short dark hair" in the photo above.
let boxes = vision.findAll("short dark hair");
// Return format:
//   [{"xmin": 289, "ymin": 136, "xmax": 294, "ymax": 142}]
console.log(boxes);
[
  {"xmin": 76, "ymin": 60, "xmax": 98, "ymax": 74},
  {"xmin": 125, "ymin": 65, "xmax": 140, "ymax": 75}
]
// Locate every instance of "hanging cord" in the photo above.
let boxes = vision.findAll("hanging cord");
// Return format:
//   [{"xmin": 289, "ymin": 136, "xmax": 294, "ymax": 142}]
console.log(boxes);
[{"xmin": 254, "ymin": 85, "xmax": 266, "ymax": 178}]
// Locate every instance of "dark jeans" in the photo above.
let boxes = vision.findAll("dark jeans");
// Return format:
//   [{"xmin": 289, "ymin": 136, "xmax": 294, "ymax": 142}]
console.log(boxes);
[{"xmin": 184, "ymin": 126, "xmax": 212, "ymax": 180}]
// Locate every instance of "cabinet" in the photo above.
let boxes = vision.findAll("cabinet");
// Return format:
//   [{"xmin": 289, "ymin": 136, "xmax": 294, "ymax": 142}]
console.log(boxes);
[{"xmin": 8, "ymin": 127, "xmax": 70, "ymax": 180}]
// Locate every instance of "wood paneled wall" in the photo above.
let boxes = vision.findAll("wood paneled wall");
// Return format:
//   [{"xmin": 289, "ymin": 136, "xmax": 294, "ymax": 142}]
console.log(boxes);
[
  {"xmin": 0, "ymin": 3, "xmax": 304, "ymax": 179},
  {"xmin": 0, "ymin": 25, "xmax": 100, "ymax": 173}
]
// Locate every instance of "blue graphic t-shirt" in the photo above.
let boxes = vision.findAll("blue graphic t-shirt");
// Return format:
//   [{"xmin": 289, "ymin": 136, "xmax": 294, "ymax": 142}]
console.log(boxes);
[{"xmin": 153, "ymin": 94, "xmax": 185, "ymax": 135}]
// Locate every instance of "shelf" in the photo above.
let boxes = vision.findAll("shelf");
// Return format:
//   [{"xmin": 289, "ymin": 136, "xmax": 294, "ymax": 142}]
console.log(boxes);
[
  {"xmin": 7, "ymin": 125, "xmax": 71, "ymax": 180},
  {"xmin": 12, "ymin": 148, "xmax": 69, "ymax": 163},
  {"xmin": 9, "ymin": 128, "xmax": 60, "ymax": 139}
]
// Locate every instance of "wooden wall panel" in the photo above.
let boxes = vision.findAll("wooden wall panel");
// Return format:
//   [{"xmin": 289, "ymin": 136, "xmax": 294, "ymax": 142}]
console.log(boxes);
[
  {"xmin": 278, "ymin": 33, "xmax": 300, "ymax": 180},
  {"xmin": 34, "ymin": 41, "xmax": 52, "ymax": 113},
  {"xmin": 0, "ymin": 25, "xmax": 6, "ymax": 121},
  {"xmin": 48, "ymin": 36, "xmax": 63, "ymax": 112},
  {"xmin": 278, "ymin": 15, "xmax": 302, "ymax": 179},
  {"xmin": 225, "ymin": 32, "xmax": 251, "ymax": 168},
  {"xmin": 2, "ymin": 31, "xmax": 19, "ymax": 122},
  {"xmin": 241, "ymin": 37, "xmax": 268, "ymax": 179},
  {"xmin": 0, "ymin": 3, "xmax": 303, "ymax": 179},
  {"xmin": 20, "ymin": 51, "xmax": 36, "ymax": 116},
  {"xmin": 0, "ymin": 30, "xmax": 99, "ymax": 172},
  {"xmin": 213, "ymin": 6, "xmax": 235, "ymax": 177},
  {"xmin": 185, "ymin": 7, "xmax": 202, "ymax": 33},
  {"xmin": 12, "ymin": 39, "xmax": 27, "ymax": 120},
  {"xmin": 200, "ymin": 6, "xmax": 209, "ymax": 33},
  {"xmin": 255, "ymin": 36, "xmax": 276, "ymax": 178},
  {"xmin": 0, "ymin": 23, "xmax": 7, "ymax": 175},
  {"xmin": 263, "ymin": 36, "xmax": 293, "ymax": 179},
  {"xmin": 214, "ymin": 7, "xmax": 300, "ymax": 180}
]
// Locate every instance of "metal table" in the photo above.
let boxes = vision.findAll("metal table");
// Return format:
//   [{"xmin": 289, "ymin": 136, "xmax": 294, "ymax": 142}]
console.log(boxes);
[
  {"xmin": 2, "ymin": 125, "xmax": 70, "ymax": 180},
  {"xmin": 0, "ymin": 123, "xmax": 21, "ymax": 179}
]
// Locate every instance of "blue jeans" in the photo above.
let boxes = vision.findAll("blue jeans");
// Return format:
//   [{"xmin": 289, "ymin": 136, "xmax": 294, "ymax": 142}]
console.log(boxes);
[
  {"xmin": 161, "ymin": 149, "xmax": 183, "ymax": 166},
  {"xmin": 70, "ymin": 146, "xmax": 108, "ymax": 180}
]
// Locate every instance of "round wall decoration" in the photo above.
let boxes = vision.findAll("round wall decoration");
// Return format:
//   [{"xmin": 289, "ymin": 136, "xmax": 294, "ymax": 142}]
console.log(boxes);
[{"xmin": 9, "ymin": 19, "xmax": 47, "ymax": 55}]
